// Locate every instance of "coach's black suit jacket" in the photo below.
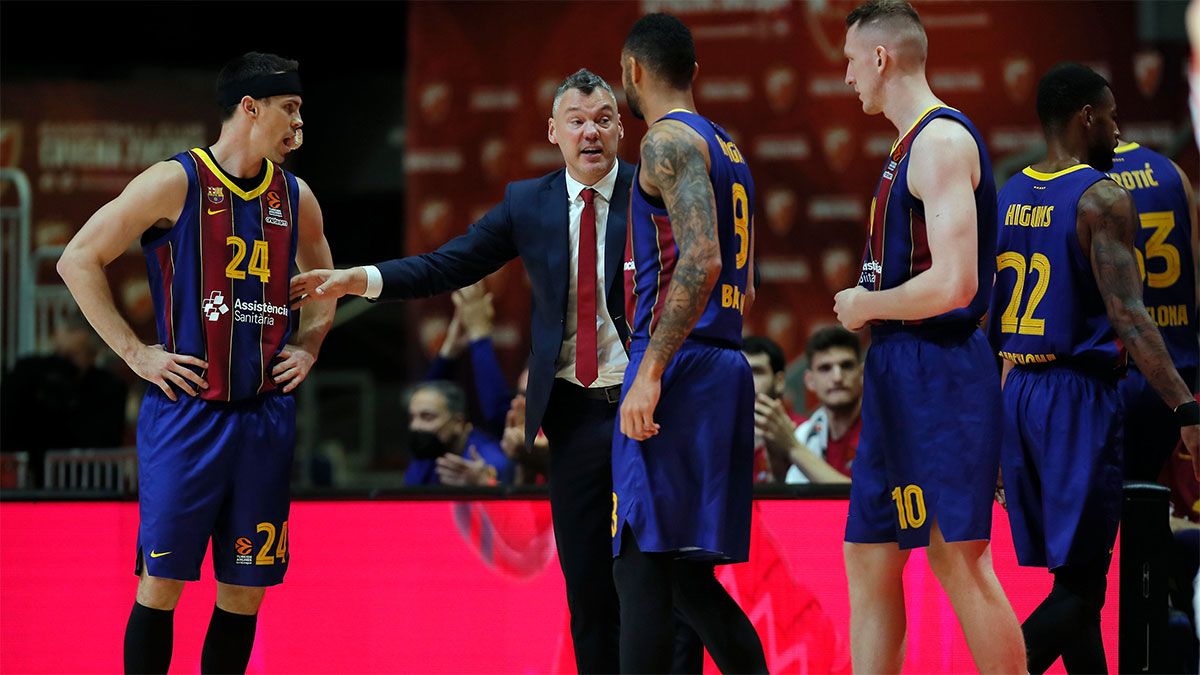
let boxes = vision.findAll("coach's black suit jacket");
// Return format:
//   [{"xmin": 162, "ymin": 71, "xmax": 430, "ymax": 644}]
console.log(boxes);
[{"xmin": 377, "ymin": 160, "xmax": 634, "ymax": 447}]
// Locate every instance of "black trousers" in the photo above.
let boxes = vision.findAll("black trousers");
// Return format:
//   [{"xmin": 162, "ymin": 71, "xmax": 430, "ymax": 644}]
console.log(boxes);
[
  {"xmin": 542, "ymin": 380, "xmax": 703, "ymax": 674},
  {"xmin": 541, "ymin": 380, "xmax": 624, "ymax": 673}
]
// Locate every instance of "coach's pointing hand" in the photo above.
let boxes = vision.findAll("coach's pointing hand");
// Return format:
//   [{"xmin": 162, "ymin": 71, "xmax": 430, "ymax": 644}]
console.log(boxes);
[{"xmin": 290, "ymin": 267, "xmax": 367, "ymax": 308}]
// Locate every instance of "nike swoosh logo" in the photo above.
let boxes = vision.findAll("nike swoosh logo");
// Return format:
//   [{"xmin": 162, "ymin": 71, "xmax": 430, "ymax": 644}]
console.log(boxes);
[
  {"xmin": 149, "ymin": 550, "xmax": 172, "ymax": 558},
  {"xmin": 207, "ymin": 208, "xmax": 227, "ymax": 215}
]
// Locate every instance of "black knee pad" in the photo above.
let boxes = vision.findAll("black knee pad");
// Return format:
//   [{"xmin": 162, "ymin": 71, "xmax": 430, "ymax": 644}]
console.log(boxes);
[{"xmin": 1051, "ymin": 559, "xmax": 1109, "ymax": 612}]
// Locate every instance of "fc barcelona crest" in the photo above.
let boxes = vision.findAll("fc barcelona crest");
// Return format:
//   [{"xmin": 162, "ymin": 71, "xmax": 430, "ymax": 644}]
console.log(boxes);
[{"xmin": 206, "ymin": 186, "xmax": 225, "ymax": 204}]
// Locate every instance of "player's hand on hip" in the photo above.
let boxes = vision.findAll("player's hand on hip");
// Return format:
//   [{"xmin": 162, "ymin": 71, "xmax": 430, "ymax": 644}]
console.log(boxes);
[
  {"xmin": 833, "ymin": 286, "xmax": 869, "ymax": 331},
  {"xmin": 620, "ymin": 374, "xmax": 661, "ymax": 441},
  {"xmin": 129, "ymin": 344, "xmax": 208, "ymax": 402},
  {"xmin": 1182, "ymin": 424, "xmax": 1200, "ymax": 481},
  {"xmin": 289, "ymin": 267, "xmax": 366, "ymax": 309},
  {"xmin": 272, "ymin": 346, "xmax": 317, "ymax": 393}
]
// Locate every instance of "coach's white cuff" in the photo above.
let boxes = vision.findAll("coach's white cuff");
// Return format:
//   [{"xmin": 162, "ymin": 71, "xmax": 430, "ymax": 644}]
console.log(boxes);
[{"xmin": 362, "ymin": 265, "xmax": 383, "ymax": 299}]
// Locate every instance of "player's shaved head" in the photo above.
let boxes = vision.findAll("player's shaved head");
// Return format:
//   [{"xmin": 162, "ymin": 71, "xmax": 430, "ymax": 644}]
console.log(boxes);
[{"xmin": 845, "ymin": 0, "xmax": 928, "ymax": 70}]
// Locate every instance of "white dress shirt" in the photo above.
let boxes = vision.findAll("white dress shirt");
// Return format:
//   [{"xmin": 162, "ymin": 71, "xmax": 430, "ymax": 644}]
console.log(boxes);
[
  {"xmin": 557, "ymin": 162, "xmax": 628, "ymax": 387},
  {"xmin": 359, "ymin": 161, "xmax": 628, "ymax": 387}
]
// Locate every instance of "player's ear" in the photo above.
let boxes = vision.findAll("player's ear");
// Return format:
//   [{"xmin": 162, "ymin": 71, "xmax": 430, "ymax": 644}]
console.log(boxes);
[
  {"xmin": 875, "ymin": 46, "xmax": 886, "ymax": 70},
  {"xmin": 241, "ymin": 96, "xmax": 257, "ymax": 118},
  {"xmin": 691, "ymin": 62, "xmax": 700, "ymax": 85},
  {"xmin": 627, "ymin": 55, "xmax": 642, "ymax": 86},
  {"xmin": 548, "ymin": 117, "xmax": 558, "ymax": 145},
  {"xmin": 803, "ymin": 369, "xmax": 818, "ymax": 393}
]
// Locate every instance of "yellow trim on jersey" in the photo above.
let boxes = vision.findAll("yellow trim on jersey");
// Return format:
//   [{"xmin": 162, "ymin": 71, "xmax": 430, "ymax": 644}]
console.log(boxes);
[
  {"xmin": 890, "ymin": 104, "xmax": 959, "ymax": 153},
  {"xmin": 191, "ymin": 147, "xmax": 275, "ymax": 200},
  {"xmin": 666, "ymin": 107, "xmax": 694, "ymax": 115},
  {"xmin": 1114, "ymin": 142, "xmax": 1141, "ymax": 154},
  {"xmin": 1022, "ymin": 164, "xmax": 1091, "ymax": 181}
]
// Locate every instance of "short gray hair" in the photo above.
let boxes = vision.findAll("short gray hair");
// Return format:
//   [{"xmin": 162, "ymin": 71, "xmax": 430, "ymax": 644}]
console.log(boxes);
[
  {"xmin": 552, "ymin": 68, "xmax": 617, "ymax": 116},
  {"xmin": 408, "ymin": 380, "xmax": 467, "ymax": 416}
]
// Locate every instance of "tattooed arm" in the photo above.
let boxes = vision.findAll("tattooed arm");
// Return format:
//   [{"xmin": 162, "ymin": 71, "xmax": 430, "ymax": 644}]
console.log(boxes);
[
  {"xmin": 620, "ymin": 120, "xmax": 721, "ymax": 441},
  {"xmin": 1080, "ymin": 179, "xmax": 1199, "ymax": 477}
]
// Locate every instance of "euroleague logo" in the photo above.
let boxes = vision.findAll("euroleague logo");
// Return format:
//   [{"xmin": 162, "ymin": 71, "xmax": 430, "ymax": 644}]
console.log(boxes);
[
  {"xmin": 264, "ymin": 191, "xmax": 288, "ymax": 227},
  {"xmin": 235, "ymin": 536, "xmax": 254, "ymax": 565}
]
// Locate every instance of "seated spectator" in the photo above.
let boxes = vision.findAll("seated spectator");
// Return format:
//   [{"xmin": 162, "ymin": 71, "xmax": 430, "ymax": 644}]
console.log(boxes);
[
  {"xmin": 0, "ymin": 314, "xmax": 127, "ymax": 486},
  {"xmin": 743, "ymin": 336, "xmax": 805, "ymax": 483},
  {"xmin": 785, "ymin": 327, "xmax": 862, "ymax": 484},
  {"xmin": 405, "ymin": 380, "xmax": 513, "ymax": 486},
  {"xmin": 426, "ymin": 281, "xmax": 513, "ymax": 438}
]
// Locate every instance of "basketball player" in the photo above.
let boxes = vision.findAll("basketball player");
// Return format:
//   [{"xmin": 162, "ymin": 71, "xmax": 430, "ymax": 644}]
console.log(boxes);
[
  {"xmin": 991, "ymin": 62, "xmax": 1200, "ymax": 674},
  {"xmin": 612, "ymin": 13, "xmax": 767, "ymax": 674},
  {"xmin": 832, "ymin": 1, "xmax": 1025, "ymax": 672},
  {"xmin": 56, "ymin": 52, "xmax": 335, "ymax": 674},
  {"xmin": 1107, "ymin": 140, "xmax": 1197, "ymax": 482}
]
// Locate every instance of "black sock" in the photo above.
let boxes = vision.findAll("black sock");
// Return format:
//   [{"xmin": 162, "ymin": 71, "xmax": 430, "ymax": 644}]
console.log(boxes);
[
  {"xmin": 200, "ymin": 606, "xmax": 258, "ymax": 675},
  {"xmin": 124, "ymin": 602, "xmax": 174, "ymax": 674}
]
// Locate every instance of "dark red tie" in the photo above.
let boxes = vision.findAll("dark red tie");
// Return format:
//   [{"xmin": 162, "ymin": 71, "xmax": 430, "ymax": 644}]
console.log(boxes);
[{"xmin": 576, "ymin": 187, "xmax": 598, "ymax": 387}]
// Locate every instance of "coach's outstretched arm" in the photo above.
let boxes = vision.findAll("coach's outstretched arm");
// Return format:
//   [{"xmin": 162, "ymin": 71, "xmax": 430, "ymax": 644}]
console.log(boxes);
[
  {"xmin": 57, "ymin": 162, "xmax": 208, "ymax": 402},
  {"xmin": 273, "ymin": 177, "xmax": 336, "ymax": 393},
  {"xmin": 620, "ymin": 120, "xmax": 721, "ymax": 442},
  {"xmin": 289, "ymin": 194, "xmax": 520, "ymax": 308},
  {"xmin": 1081, "ymin": 179, "xmax": 1200, "ymax": 479}
]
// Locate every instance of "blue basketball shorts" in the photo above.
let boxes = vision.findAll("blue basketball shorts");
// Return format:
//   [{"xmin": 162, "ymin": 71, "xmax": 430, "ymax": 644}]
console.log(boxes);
[
  {"xmin": 846, "ymin": 326, "xmax": 1002, "ymax": 549},
  {"xmin": 612, "ymin": 340, "xmax": 755, "ymax": 563},
  {"xmin": 1002, "ymin": 366, "xmax": 1123, "ymax": 569},
  {"xmin": 135, "ymin": 387, "xmax": 296, "ymax": 586}
]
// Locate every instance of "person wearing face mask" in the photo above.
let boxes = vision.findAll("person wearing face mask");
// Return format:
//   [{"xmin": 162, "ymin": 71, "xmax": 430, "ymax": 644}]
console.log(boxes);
[
  {"xmin": 291, "ymin": 69, "xmax": 669, "ymax": 673},
  {"xmin": 404, "ymin": 380, "xmax": 512, "ymax": 487}
]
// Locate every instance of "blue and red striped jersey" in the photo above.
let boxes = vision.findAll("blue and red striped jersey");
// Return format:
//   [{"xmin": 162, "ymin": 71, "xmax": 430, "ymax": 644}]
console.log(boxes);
[
  {"xmin": 857, "ymin": 106, "xmax": 996, "ymax": 325},
  {"xmin": 1108, "ymin": 142, "xmax": 1197, "ymax": 369},
  {"xmin": 143, "ymin": 148, "xmax": 300, "ymax": 402},
  {"xmin": 624, "ymin": 110, "xmax": 755, "ymax": 347},
  {"xmin": 988, "ymin": 164, "xmax": 1122, "ymax": 369}
]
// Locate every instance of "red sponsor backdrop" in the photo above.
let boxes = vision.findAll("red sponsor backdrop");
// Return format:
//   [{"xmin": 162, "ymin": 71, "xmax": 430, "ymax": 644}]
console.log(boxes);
[
  {"xmin": 1, "ymin": 500, "xmax": 1117, "ymax": 673},
  {"xmin": 0, "ymin": 82, "xmax": 218, "ymax": 352},
  {"xmin": 404, "ymin": 0, "xmax": 1195, "ymax": 382}
]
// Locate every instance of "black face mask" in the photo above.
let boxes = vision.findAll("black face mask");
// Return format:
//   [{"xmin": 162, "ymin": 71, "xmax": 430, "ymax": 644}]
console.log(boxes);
[{"xmin": 410, "ymin": 429, "xmax": 449, "ymax": 460}]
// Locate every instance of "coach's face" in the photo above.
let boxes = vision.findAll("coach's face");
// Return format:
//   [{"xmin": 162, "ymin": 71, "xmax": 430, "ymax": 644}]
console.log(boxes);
[
  {"xmin": 549, "ymin": 88, "xmax": 623, "ymax": 185},
  {"xmin": 844, "ymin": 24, "xmax": 884, "ymax": 115}
]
